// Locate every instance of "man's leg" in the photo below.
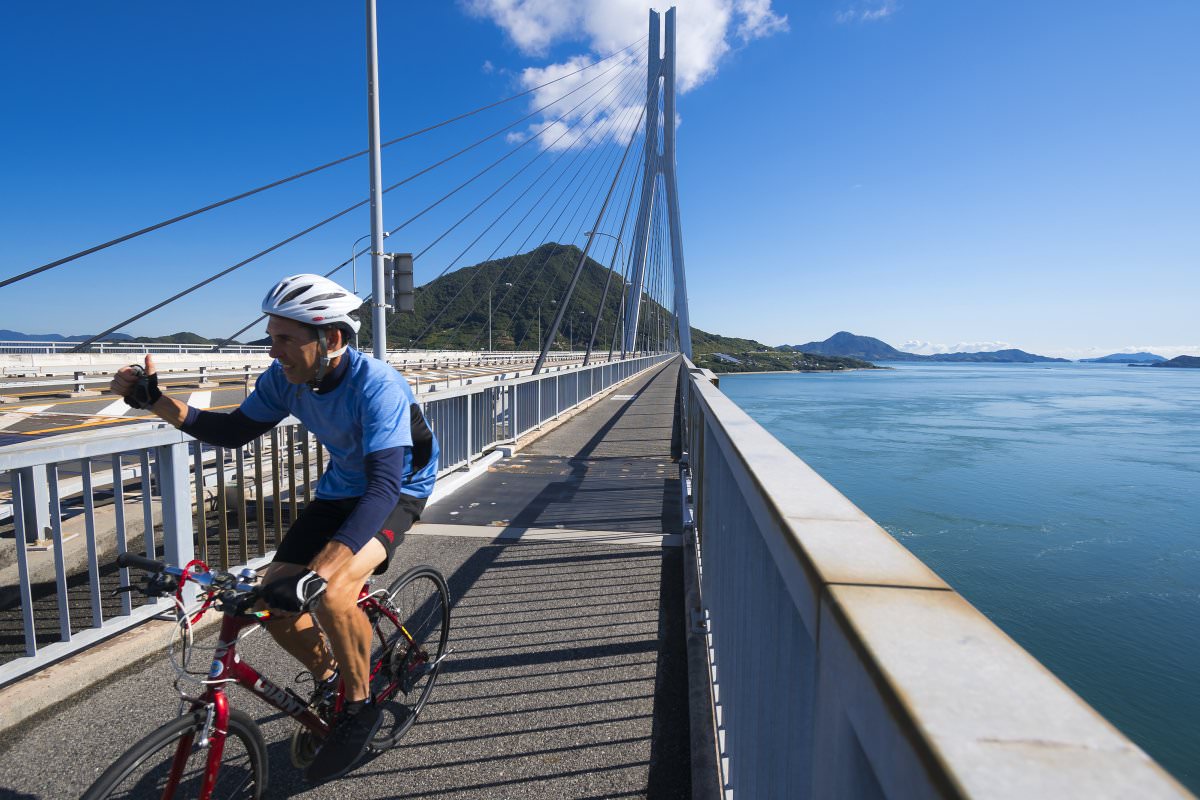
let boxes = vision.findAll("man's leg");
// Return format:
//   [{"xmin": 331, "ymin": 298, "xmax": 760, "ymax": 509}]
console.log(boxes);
[
  {"xmin": 313, "ymin": 538, "xmax": 387, "ymax": 703},
  {"xmin": 261, "ymin": 561, "xmax": 337, "ymax": 681}
]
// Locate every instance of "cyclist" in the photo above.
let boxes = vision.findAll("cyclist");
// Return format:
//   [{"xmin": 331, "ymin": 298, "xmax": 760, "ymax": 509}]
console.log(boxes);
[{"xmin": 109, "ymin": 273, "xmax": 438, "ymax": 783}]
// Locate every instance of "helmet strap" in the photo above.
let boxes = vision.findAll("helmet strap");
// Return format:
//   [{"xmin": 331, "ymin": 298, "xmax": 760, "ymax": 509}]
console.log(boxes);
[{"xmin": 308, "ymin": 328, "xmax": 330, "ymax": 388}]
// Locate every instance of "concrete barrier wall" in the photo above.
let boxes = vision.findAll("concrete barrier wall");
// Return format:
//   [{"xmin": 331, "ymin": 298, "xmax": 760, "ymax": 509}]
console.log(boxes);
[
  {"xmin": 679, "ymin": 360, "xmax": 1191, "ymax": 799},
  {"xmin": 0, "ymin": 348, "xmax": 591, "ymax": 378}
]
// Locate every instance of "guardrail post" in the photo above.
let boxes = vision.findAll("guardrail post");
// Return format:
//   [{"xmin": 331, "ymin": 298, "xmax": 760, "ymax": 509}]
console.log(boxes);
[
  {"xmin": 465, "ymin": 392, "xmax": 473, "ymax": 467},
  {"xmin": 9, "ymin": 471, "xmax": 38, "ymax": 658},
  {"xmin": 158, "ymin": 440, "xmax": 197, "ymax": 602},
  {"xmin": 510, "ymin": 384, "xmax": 518, "ymax": 440},
  {"xmin": 16, "ymin": 465, "xmax": 49, "ymax": 545}
]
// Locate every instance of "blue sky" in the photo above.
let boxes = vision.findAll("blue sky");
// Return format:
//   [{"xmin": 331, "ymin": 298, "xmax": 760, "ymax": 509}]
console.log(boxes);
[{"xmin": 1, "ymin": 1, "xmax": 1197, "ymax": 358}]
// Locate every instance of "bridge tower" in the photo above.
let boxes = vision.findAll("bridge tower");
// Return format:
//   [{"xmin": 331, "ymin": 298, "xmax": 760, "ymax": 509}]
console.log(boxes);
[{"xmin": 623, "ymin": 7, "xmax": 693, "ymax": 358}]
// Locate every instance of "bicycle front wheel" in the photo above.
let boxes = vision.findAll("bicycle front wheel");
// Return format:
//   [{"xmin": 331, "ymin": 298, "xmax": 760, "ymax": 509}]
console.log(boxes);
[
  {"xmin": 367, "ymin": 564, "xmax": 451, "ymax": 748},
  {"xmin": 82, "ymin": 708, "xmax": 267, "ymax": 800}
]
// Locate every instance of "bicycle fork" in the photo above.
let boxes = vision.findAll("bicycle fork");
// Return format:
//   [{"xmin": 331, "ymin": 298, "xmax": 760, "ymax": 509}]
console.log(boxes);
[{"xmin": 165, "ymin": 693, "xmax": 230, "ymax": 800}]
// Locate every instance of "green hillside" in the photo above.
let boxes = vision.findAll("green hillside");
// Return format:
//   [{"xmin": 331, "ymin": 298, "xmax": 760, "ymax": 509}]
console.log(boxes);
[{"xmin": 361, "ymin": 242, "xmax": 639, "ymax": 352}]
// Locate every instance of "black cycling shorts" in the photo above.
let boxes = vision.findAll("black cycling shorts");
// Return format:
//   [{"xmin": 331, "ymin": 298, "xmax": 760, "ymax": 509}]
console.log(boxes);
[{"xmin": 273, "ymin": 494, "xmax": 426, "ymax": 575}]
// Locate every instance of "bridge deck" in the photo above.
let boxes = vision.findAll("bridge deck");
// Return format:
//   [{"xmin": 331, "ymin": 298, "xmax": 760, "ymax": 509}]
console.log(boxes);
[{"xmin": 0, "ymin": 361, "xmax": 690, "ymax": 799}]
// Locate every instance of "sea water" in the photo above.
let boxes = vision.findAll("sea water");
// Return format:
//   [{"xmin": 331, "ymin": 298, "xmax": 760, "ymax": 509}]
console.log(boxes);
[{"xmin": 720, "ymin": 363, "xmax": 1200, "ymax": 790}]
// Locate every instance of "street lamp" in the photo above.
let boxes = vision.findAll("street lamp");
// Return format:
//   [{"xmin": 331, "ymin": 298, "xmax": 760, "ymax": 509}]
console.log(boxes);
[
  {"xmin": 536, "ymin": 299, "xmax": 557, "ymax": 351},
  {"xmin": 582, "ymin": 230, "xmax": 627, "ymax": 266},
  {"xmin": 351, "ymin": 230, "xmax": 389, "ymax": 296},
  {"xmin": 569, "ymin": 310, "xmax": 585, "ymax": 351},
  {"xmin": 489, "ymin": 282, "xmax": 512, "ymax": 351}
]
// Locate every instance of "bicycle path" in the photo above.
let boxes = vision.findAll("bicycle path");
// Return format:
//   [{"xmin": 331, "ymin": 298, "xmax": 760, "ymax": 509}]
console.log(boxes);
[{"xmin": 0, "ymin": 359, "xmax": 690, "ymax": 799}]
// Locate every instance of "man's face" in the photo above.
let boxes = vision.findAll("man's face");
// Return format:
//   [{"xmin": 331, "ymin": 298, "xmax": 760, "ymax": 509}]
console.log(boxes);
[{"xmin": 266, "ymin": 316, "xmax": 321, "ymax": 384}]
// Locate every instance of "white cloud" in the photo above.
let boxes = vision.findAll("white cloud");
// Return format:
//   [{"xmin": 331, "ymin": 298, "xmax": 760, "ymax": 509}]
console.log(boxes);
[
  {"xmin": 462, "ymin": 0, "xmax": 788, "ymax": 93},
  {"xmin": 463, "ymin": 1, "xmax": 787, "ymax": 154},
  {"xmin": 735, "ymin": 0, "xmax": 789, "ymax": 41},
  {"xmin": 900, "ymin": 340, "xmax": 1013, "ymax": 355},
  {"xmin": 835, "ymin": 1, "xmax": 899, "ymax": 24}
]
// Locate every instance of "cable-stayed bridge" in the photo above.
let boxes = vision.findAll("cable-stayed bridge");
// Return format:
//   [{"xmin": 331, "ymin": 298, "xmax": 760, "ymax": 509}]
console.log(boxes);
[{"xmin": 0, "ymin": 7, "xmax": 1190, "ymax": 799}]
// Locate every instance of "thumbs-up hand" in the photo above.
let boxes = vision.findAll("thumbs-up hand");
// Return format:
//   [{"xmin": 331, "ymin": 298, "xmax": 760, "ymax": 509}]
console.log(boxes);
[{"xmin": 110, "ymin": 355, "xmax": 162, "ymax": 409}]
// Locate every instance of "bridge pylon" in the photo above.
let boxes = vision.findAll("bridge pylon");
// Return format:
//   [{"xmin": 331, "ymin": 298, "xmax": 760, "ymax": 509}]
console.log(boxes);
[{"xmin": 623, "ymin": 7, "xmax": 693, "ymax": 358}]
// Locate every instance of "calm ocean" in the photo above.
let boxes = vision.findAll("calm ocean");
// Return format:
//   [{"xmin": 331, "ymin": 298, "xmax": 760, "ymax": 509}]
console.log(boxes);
[{"xmin": 720, "ymin": 363, "xmax": 1200, "ymax": 791}]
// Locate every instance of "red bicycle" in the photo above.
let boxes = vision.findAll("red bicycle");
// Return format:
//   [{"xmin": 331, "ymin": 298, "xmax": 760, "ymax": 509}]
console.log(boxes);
[{"xmin": 82, "ymin": 552, "xmax": 451, "ymax": 799}]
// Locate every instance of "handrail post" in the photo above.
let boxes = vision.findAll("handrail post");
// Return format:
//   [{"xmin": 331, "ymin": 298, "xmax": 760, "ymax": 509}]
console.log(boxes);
[{"xmin": 158, "ymin": 441, "xmax": 196, "ymax": 603}]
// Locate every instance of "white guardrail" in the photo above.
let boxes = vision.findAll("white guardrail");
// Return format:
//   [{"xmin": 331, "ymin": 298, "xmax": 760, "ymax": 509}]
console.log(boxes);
[
  {"xmin": 676, "ymin": 358, "xmax": 1191, "ymax": 799},
  {"xmin": 0, "ymin": 353, "xmax": 671, "ymax": 685}
]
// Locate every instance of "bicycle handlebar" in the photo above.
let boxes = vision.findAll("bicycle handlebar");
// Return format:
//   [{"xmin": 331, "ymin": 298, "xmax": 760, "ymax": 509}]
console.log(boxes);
[
  {"xmin": 115, "ymin": 554, "xmax": 261, "ymax": 617},
  {"xmin": 117, "ymin": 552, "xmax": 168, "ymax": 573}
]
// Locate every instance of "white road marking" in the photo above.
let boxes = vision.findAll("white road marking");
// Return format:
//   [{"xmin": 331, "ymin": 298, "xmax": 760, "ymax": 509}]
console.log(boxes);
[
  {"xmin": 409, "ymin": 522, "xmax": 680, "ymax": 548},
  {"xmin": 93, "ymin": 398, "xmax": 132, "ymax": 418},
  {"xmin": 188, "ymin": 391, "xmax": 213, "ymax": 409},
  {"xmin": 0, "ymin": 404, "xmax": 52, "ymax": 431}
]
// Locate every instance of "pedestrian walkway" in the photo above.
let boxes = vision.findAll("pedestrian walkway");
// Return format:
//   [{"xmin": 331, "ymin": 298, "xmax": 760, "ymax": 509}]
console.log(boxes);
[{"xmin": 0, "ymin": 359, "xmax": 690, "ymax": 799}]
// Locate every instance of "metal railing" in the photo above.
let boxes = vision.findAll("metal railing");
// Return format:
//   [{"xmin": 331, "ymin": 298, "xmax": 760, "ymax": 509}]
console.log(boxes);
[
  {"xmin": 0, "ymin": 353, "xmax": 668, "ymax": 685},
  {"xmin": 0, "ymin": 341, "xmax": 272, "ymax": 355},
  {"xmin": 677, "ymin": 358, "xmax": 1190, "ymax": 799}
]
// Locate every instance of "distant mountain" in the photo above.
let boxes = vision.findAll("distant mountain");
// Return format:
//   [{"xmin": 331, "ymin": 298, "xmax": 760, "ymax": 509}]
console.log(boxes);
[
  {"xmin": 1149, "ymin": 355, "xmax": 1200, "ymax": 369},
  {"xmin": 923, "ymin": 348, "xmax": 1071, "ymax": 363},
  {"xmin": 781, "ymin": 331, "xmax": 914, "ymax": 360},
  {"xmin": 0, "ymin": 330, "xmax": 243, "ymax": 346},
  {"xmin": 0, "ymin": 329, "xmax": 134, "ymax": 342},
  {"xmin": 1080, "ymin": 352, "xmax": 1165, "ymax": 363},
  {"xmin": 780, "ymin": 332, "xmax": 1070, "ymax": 363}
]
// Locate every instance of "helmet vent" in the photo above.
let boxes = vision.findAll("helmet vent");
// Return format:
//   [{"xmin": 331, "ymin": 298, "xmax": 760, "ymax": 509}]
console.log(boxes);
[{"xmin": 281, "ymin": 286, "xmax": 311, "ymax": 303}]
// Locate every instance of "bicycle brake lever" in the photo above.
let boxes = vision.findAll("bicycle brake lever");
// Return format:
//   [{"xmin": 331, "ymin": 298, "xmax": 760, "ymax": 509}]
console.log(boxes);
[{"xmin": 112, "ymin": 585, "xmax": 139, "ymax": 596}]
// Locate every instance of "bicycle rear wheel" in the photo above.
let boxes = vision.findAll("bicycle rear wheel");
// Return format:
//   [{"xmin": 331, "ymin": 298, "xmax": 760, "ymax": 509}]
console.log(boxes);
[
  {"xmin": 366, "ymin": 564, "xmax": 450, "ymax": 748},
  {"xmin": 82, "ymin": 708, "xmax": 267, "ymax": 800}
]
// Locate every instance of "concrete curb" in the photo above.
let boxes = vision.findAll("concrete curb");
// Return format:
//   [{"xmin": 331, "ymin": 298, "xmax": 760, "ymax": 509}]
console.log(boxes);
[{"xmin": 0, "ymin": 611, "xmax": 221, "ymax": 736}]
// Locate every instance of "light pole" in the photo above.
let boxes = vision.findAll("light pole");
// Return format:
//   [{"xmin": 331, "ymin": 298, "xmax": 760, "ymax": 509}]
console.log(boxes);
[
  {"xmin": 538, "ymin": 299, "xmax": 556, "ymax": 352},
  {"xmin": 569, "ymin": 311, "xmax": 585, "ymax": 351},
  {"xmin": 489, "ymin": 282, "xmax": 512, "ymax": 351}
]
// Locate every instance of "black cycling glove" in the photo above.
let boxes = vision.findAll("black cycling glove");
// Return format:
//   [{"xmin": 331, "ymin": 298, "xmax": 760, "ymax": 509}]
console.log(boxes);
[
  {"xmin": 123, "ymin": 365, "xmax": 163, "ymax": 410},
  {"xmin": 261, "ymin": 570, "xmax": 327, "ymax": 612}
]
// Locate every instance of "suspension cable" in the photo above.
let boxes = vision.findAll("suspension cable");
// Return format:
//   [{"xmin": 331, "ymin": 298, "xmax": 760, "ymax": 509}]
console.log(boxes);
[
  {"xmin": 218, "ymin": 55, "xmax": 644, "ymax": 350},
  {"xmin": 431, "ymin": 73, "xmax": 650, "ymax": 348},
  {"xmin": 417, "ymin": 73, "xmax": 648, "ymax": 348},
  {"xmin": 583, "ymin": 132, "xmax": 645, "ymax": 364},
  {"xmin": 468, "ymin": 105, "xmax": 648, "ymax": 352},
  {"xmin": 490, "ymin": 102, "xmax": 647, "ymax": 352},
  {"xmin": 1, "ymin": 37, "xmax": 645, "ymax": 291},
  {"xmin": 86, "ymin": 53, "xmax": 642, "ymax": 352}
]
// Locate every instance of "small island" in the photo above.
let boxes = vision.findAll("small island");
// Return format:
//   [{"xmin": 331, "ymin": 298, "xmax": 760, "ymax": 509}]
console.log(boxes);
[
  {"xmin": 1081, "ymin": 352, "xmax": 1165, "ymax": 364},
  {"xmin": 1148, "ymin": 355, "xmax": 1200, "ymax": 369}
]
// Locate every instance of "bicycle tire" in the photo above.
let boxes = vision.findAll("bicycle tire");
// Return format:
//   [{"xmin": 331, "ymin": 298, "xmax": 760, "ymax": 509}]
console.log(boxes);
[
  {"xmin": 367, "ymin": 564, "xmax": 451, "ymax": 749},
  {"xmin": 81, "ymin": 708, "xmax": 268, "ymax": 800}
]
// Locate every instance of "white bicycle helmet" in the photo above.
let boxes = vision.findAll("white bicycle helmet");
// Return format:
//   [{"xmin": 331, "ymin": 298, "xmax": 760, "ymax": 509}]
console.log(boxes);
[
  {"xmin": 262, "ymin": 273, "xmax": 362, "ymax": 334},
  {"xmin": 262, "ymin": 274, "xmax": 363, "ymax": 386}
]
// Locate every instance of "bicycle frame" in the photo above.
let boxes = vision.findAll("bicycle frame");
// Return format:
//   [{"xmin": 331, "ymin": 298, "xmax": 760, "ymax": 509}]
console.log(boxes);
[{"xmin": 169, "ymin": 583, "xmax": 412, "ymax": 800}]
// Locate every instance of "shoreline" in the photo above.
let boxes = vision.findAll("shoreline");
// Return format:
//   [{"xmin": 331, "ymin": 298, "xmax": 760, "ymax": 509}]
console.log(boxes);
[{"xmin": 712, "ymin": 367, "xmax": 883, "ymax": 376}]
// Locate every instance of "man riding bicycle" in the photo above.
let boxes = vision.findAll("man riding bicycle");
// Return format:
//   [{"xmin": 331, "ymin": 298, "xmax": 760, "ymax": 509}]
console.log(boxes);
[{"xmin": 109, "ymin": 273, "xmax": 438, "ymax": 783}]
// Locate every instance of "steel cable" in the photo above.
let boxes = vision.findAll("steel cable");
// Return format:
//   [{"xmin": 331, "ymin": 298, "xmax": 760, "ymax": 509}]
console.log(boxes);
[
  {"xmin": 2, "ymin": 37, "xmax": 645, "ymax": 291},
  {"xmin": 416, "ymin": 73, "xmax": 649, "ymax": 348},
  {"xmin": 93, "ymin": 52, "xmax": 643, "ymax": 352}
]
